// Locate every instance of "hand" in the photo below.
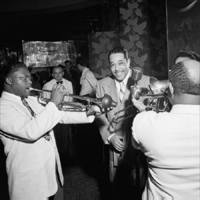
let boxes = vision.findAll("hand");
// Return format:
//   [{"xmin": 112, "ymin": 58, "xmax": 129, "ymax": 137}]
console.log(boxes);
[
  {"xmin": 50, "ymin": 84, "xmax": 67, "ymax": 107},
  {"xmin": 86, "ymin": 105, "xmax": 101, "ymax": 116},
  {"xmin": 100, "ymin": 106, "xmax": 114, "ymax": 113},
  {"xmin": 132, "ymin": 97, "xmax": 146, "ymax": 112},
  {"xmin": 109, "ymin": 134, "xmax": 125, "ymax": 152}
]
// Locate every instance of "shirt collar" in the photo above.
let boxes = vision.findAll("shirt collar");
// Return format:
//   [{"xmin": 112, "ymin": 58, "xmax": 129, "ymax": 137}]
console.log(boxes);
[{"xmin": 1, "ymin": 91, "xmax": 23, "ymax": 102}]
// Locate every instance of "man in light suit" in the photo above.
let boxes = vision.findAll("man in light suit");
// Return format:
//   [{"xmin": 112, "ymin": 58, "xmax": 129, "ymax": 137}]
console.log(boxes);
[
  {"xmin": 96, "ymin": 47, "xmax": 150, "ymax": 199},
  {"xmin": 0, "ymin": 63, "xmax": 97, "ymax": 200}
]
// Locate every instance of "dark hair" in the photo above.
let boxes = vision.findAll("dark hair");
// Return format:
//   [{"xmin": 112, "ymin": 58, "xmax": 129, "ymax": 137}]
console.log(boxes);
[
  {"xmin": 0, "ymin": 62, "xmax": 28, "ymax": 95},
  {"xmin": 4, "ymin": 62, "xmax": 27, "ymax": 78},
  {"xmin": 51, "ymin": 65, "xmax": 64, "ymax": 73},
  {"xmin": 175, "ymin": 50, "xmax": 200, "ymax": 62},
  {"xmin": 64, "ymin": 60, "xmax": 72, "ymax": 65},
  {"xmin": 108, "ymin": 46, "xmax": 129, "ymax": 62},
  {"xmin": 76, "ymin": 56, "xmax": 88, "ymax": 66},
  {"xmin": 169, "ymin": 62, "xmax": 200, "ymax": 95}
]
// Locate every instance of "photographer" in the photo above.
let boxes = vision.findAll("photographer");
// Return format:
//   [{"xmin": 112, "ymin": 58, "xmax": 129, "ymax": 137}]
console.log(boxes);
[{"xmin": 131, "ymin": 59, "xmax": 200, "ymax": 199}]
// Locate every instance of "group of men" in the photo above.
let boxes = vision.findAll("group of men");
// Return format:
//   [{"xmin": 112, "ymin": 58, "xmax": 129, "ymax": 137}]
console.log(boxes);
[{"xmin": 0, "ymin": 47, "xmax": 199, "ymax": 200}]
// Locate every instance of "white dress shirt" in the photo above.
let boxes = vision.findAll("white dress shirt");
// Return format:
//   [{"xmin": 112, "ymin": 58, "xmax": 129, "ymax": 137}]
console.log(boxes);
[
  {"xmin": 43, "ymin": 78, "xmax": 73, "ymax": 102},
  {"xmin": 132, "ymin": 104, "xmax": 200, "ymax": 200}
]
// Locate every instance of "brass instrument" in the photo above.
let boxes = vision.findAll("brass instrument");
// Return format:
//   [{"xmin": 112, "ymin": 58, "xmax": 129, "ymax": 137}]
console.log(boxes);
[
  {"xmin": 131, "ymin": 78, "xmax": 171, "ymax": 112},
  {"xmin": 30, "ymin": 88, "xmax": 117, "ymax": 112}
]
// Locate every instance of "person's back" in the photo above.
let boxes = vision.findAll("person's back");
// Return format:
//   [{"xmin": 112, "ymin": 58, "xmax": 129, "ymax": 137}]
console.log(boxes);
[
  {"xmin": 133, "ymin": 107, "xmax": 199, "ymax": 199},
  {"xmin": 132, "ymin": 59, "xmax": 200, "ymax": 199}
]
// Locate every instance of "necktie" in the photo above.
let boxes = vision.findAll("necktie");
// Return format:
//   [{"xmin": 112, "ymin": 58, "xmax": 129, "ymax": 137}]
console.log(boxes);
[
  {"xmin": 56, "ymin": 81, "xmax": 63, "ymax": 84},
  {"xmin": 119, "ymin": 82, "xmax": 125, "ymax": 102},
  {"xmin": 21, "ymin": 98, "xmax": 36, "ymax": 117},
  {"xmin": 21, "ymin": 97, "xmax": 51, "ymax": 141}
]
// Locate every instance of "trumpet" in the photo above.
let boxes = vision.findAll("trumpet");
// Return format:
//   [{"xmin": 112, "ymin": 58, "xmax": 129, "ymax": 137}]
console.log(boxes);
[
  {"xmin": 30, "ymin": 87, "xmax": 117, "ymax": 111},
  {"xmin": 131, "ymin": 79, "xmax": 171, "ymax": 112}
]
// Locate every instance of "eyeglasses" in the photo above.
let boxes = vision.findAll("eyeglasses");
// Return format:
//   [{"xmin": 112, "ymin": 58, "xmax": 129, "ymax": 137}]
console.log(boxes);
[{"xmin": 14, "ymin": 76, "xmax": 32, "ymax": 82}]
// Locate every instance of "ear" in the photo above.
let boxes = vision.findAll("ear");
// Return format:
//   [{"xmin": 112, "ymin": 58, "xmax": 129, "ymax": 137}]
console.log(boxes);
[
  {"xmin": 127, "ymin": 58, "xmax": 131, "ymax": 68},
  {"xmin": 168, "ymin": 82, "xmax": 174, "ymax": 97},
  {"xmin": 5, "ymin": 77, "xmax": 13, "ymax": 86}
]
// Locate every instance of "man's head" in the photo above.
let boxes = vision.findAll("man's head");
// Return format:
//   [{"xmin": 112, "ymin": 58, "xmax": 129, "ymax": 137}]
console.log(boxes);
[
  {"xmin": 174, "ymin": 50, "xmax": 200, "ymax": 64},
  {"xmin": 169, "ymin": 59, "xmax": 200, "ymax": 104},
  {"xmin": 52, "ymin": 65, "xmax": 64, "ymax": 82},
  {"xmin": 108, "ymin": 47, "xmax": 130, "ymax": 82},
  {"xmin": 76, "ymin": 56, "xmax": 88, "ymax": 72},
  {"xmin": 64, "ymin": 60, "xmax": 72, "ymax": 69},
  {"xmin": 4, "ymin": 63, "xmax": 32, "ymax": 98}
]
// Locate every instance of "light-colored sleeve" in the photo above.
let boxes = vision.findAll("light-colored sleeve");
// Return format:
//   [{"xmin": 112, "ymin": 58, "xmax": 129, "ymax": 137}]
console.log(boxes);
[
  {"xmin": 131, "ymin": 111, "xmax": 155, "ymax": 151},
  {"xmin": 79, "ymin": 72, "xmax": 97, "ymax": 96},
  {"xmin": 0, "ymin": 102, "xmax": 62, "ymax": 141},
  {"xmin": 59, "ymin": 111, "xmax": 95, "ymax": 124},
  {"xmin": 95, "ymin": 81, "xmax": 110, "ymax": 144},
  {"xmin": 132, "ymin": 115, "xmax": 141, "ymax": 144}
]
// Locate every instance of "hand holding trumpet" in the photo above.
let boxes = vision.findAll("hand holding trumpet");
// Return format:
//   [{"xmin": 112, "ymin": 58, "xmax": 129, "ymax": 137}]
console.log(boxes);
[
  {"xmin": 30, "ymin": 87, "xmax": 117, "ymax": 112},
  {"xmin": 50, "ymin": 84, "xmax": 68, "ymax": 107}
]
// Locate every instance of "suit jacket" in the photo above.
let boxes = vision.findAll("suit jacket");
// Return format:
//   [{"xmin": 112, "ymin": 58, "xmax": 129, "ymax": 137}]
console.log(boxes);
[
  {"xmin": 96, "ymin": 73, "xmax": 150, "ymax": 145},
  {"xmin": 0, "ymin": 91, "xmax": 94, "ymax": 200}
]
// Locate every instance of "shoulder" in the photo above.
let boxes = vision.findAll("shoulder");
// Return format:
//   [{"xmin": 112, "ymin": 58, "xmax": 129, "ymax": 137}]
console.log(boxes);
[
  {"xmin": 133, "ymin": 110, "xmax": 169, "ymax": 126},
  {"xmin": 137, "ymin": 75, "xmax": 150, "ymax": 87},
  {"xmin": 43, "ymin": 79, "xmax": 55, "ymax": 87},
  {"xmin": 86, "ymin": 70, "xmax": 96, "ymax": 78},
  {"xmin": 98, "ymin": 76, "xmax": 114, "ymax": 86},
  {"xmin": 63, "ymin": 78, "xmax": 72, "ymax": 85}
]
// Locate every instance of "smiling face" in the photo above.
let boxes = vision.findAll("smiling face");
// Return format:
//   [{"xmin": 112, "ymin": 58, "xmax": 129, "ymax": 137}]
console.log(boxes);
[
  {"xmin": 6, "ymin": 67, "xmax": 32, "ymax": 98},
  {"xmin": 109, "ymin": 52, "xmax": 130, "ymax": 82}
]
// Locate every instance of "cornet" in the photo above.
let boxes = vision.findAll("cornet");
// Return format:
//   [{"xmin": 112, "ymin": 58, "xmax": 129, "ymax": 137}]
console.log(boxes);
[{"xmin": 30, "ymin": 88, "xmax": 117, "ymax": 112}]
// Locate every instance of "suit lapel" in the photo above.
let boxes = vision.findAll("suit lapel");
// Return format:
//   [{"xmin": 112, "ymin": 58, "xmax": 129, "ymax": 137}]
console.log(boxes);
[{"xmin": 109, "ymin": 78, "xmax": 118, "ymax": 103}]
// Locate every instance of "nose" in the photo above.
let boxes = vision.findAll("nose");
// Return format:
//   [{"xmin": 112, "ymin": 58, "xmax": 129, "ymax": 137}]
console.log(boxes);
[
  {"xmin": 113, "ymin": 64, "xmax": 120, "ymax": 71},
  {"xmin": 27, "ymin": 77, "xmax": 32, "ymax": 85}
]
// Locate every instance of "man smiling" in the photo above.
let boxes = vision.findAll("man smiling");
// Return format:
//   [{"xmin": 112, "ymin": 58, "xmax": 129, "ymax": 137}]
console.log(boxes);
[{"xmin": 96, "ymin": 47, "xmax": 150, "ymax": 199}]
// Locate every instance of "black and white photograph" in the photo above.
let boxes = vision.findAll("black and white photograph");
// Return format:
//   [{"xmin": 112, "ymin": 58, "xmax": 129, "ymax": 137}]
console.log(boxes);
[{"xmin": 0, "ymin": 0, "xmax": 199, "ymax": 200}]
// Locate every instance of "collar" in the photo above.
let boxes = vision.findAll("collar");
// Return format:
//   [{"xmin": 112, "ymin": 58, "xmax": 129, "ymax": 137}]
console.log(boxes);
[
  {"xmin": 171, "ymin": 104, "xmax": 200, "ymax": 114},
  {"xmin": 1, "ymin": 91, "xmax": 23, "ymax": 103},
  {"xmin": 53, "ymin": 78, "xmax": 64, "ymax": 83}
]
